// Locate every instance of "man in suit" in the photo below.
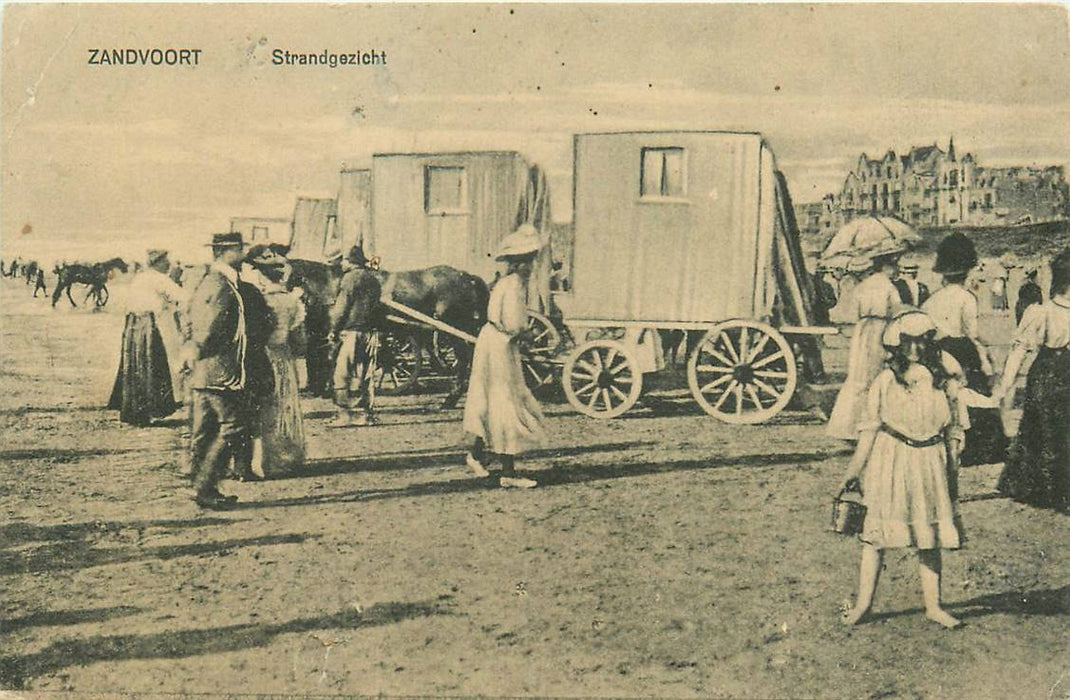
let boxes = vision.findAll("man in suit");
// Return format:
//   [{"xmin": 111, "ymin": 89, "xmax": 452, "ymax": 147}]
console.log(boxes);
[
  {"xmin": 183, "ymin": 232, "xmax": 249, "ymax": 509},
  {"xmin": 894, "ymin": 262, "xmax": 930, "ymax": 307}
]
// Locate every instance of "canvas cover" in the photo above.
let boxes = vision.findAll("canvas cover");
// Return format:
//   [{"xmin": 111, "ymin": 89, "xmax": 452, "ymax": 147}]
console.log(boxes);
[{"xmin": 287, "ymin": 197, "xmax": 338, "ymax": 262}]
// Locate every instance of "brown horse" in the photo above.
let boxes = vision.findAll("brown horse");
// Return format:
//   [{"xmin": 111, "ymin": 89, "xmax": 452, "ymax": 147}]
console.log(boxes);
[
  {"xmin": 287, "ymin": 259, "xmax": 489, "ymax": 406},
  {"xmin": 51, "ymin": 257, "xmax": 128, "ymax": 309}
]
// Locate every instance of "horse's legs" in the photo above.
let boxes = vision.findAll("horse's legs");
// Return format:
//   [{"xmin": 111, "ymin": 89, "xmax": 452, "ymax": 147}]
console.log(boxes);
[
  {"xmin": 51, "ymin": 282, "xmax": 64, "ymax": 308},
  {"xmin": 441, "ymin": 339, "xmax": 471, "ymax": 410}
]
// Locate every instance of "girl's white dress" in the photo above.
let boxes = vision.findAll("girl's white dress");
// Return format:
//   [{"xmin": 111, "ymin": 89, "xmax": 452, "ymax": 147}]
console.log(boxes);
[
  {"xmin": 463, "ymin": 273, "xmax": 546, "ymax": 455},
  {"xmin": 826, "ymin": 273, "xmax": 901, "ymax": 439},
  {"xmin": 859, "ymin": 362, "xmax": 967, "ymax": 550}
]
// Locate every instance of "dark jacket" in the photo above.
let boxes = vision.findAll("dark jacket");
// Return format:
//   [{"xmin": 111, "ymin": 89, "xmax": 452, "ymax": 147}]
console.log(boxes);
[
  {"xmin": 186, "ymin": 268, "xmax": 246, "ymax": 390},
  {"xmin": 238, "ymin": 280, "xmax": 276, "ymax": 400},
  {"xmin": 330, "ymin": 267, "xmax": 384, "ymax": 334}
]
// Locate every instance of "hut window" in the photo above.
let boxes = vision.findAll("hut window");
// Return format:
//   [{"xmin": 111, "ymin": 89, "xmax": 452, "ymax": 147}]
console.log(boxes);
[
  {"xmin": 425, "ymin": 166, "xmax": 468, "ymax": 214},
  {"xmin": 252, "ymin": 226, "xmax": 268, "ymax": 241},
  {"xmin": 640, "ymin": 147, "xmax": 686, "ymax": 198}
]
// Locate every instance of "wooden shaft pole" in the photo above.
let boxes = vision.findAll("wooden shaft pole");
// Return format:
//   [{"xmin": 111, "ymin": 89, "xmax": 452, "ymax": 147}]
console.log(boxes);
[{"xmin": 381, "ymin": 297, "xmax": 478, "ymax": 344}]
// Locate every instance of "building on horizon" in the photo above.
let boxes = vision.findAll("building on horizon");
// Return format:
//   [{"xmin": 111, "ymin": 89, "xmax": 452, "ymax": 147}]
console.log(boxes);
[{"xmin": 795, "ymin": 138, "xmax": 1069, "ymax": 237}]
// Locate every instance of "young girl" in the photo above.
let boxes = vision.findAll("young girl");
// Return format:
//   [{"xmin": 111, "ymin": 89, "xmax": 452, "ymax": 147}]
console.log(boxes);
[
  {"xmin": 840, "ymin": 310, "xmax": 967, "ymax": 629},
  {"xmin": 463, "ymin": 225, "xmax": 547, "ymax": 489}
]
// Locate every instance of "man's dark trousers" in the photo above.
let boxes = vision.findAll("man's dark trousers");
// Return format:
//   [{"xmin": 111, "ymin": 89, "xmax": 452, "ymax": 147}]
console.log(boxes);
[{"xmin": 191, "ymin": 388, "xmax": 249, "ymax": 496}]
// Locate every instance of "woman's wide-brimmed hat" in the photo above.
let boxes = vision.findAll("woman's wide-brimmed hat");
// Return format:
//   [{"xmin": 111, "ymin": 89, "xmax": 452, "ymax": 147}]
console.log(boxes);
[
  {"xmin": 882, "ymin": 309, "xmax": 936, "ymax": 347},
  {"xmin": 495, "ymin": 224, "xmax": 545, "ymax": 261},
  {"xmin": 933, "ymin": 232, "xmax": 978, "ymax": 275}
]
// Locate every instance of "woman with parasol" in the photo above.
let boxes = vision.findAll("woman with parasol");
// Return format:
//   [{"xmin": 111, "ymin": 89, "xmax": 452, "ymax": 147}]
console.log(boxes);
[{"xmin": 821, "ymin": 217, "xmax": 918, "ymax": 440}]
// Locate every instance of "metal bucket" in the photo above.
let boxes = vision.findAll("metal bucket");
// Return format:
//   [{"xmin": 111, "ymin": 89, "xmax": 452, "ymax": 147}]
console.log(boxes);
[{"xmin": 831, "ymin": 486, "xmax": 866, "ymax": 536}]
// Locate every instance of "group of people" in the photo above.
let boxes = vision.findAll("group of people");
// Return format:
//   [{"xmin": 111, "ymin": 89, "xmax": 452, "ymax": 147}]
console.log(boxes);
[
  {"xmin": 1, "ymin": 257, "xmax": 49, "ymax": 298},
  {"xmin": 107, "ymin": 223, "xmax": 551, "ymax": 508},
  {"xmin": 828, "ymin": 232, "xmax": 1069, "ymax": 629}
]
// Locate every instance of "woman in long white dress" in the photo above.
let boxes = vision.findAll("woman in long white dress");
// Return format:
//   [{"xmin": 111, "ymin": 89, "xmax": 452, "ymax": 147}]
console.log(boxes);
[
  {"xmin": 463, "ymin": 225, "xmax": 547, "ymax": 489},
  {"xmin": 826, "ymin": 253, "xmax": 903, "ymax": 440}
]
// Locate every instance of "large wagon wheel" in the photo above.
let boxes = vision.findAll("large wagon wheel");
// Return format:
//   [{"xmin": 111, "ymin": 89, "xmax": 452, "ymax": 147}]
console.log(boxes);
[
  {"xmin": 375, "ymin": 332, "xmax": 421, "ymax": 395},
  {"xmin": 562, "ymin": 339, "xmax": 643, "ymax": 419},
  {"xmin": 521, "ymin": 310, "xmax": 561, "ymax": 392},
  {"xmin": 687, "ymin": 320, "xmax": 797, "ymax": 424}
]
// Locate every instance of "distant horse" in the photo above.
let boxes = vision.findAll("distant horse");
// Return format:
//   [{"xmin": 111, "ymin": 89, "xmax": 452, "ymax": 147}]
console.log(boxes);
[{"xmin": 51, "ymin": 257, "xmax": 128, "ymax": 309}]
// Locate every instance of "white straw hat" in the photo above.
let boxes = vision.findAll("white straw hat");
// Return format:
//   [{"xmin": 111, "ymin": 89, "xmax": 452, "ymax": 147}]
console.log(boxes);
[{"xmin": 495, "ymin": 224, "xmax": 545, "ymax": 261}]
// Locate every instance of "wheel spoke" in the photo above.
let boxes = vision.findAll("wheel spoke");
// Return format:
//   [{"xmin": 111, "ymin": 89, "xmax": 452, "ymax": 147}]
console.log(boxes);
[
  {"xmin": 752, "ymin": 350, "xmax": 785, "ymax": 370},
  {"xmin": 719, "ymin": 332, "xmax": 742, "ymax": 364},
  {"xmin": 609, "ymin": 359, "xmax": 630, "ymax": 375},
  {"xmin": 739, "ymin": 327, "xmax": 749, "ymax": 365},
  {"xmin": 700, "ymin": 374, "xmax": 733, "ymax": 394},
  {"xmin": 746, "ymin": 385, "xmax": 764, "ymax": 411},
  {"xmin": 701, "ymin": 345, "xmax": 735, "ymax": 369},
  {"xmin": 586, "ymin": 388, "xmax": 601, "ymax": 409},
  {"xmin": 754, "ymin": 369, "xmax": 789, "ymax": 379},
  {"xmin": 571, "ymin": 368, "xmax": 597, "ymax": 382},
  {"xmin": 573, "ymin": 379, "xmax": 598, "ymax": 396},
  {"xmin": 605, "ymin": 347, "xmax": 619, "ymax": 369},
  {"xmin": 577, "ymin": 360, "xmax": 599, "ymax": 375},
  {"xmin": 753, "ymin": 377, "xmax": 782, "ymax": 399},
  {"xmin": 601, "ymin": 389, "xmax": 613, "ymax": 412},
  {"xmin": 713, "ymin": 380, "xmax": 738, "ymax": 412},
  {"xmin": 610, "ymin": 385, "xmax": 628, "ymax": 402},
  {"xmin": 696, "ymin": 364, "xmax": 733, "ymax": 374},
  {"xmin": 734, "ymin": 382, "xmax": 745, "ymax": 415},
  {"xmin": 590, "ymin": 350, "xmax": 604, "ymax": 370},
  {"xmin": 745, "ymin": 332, "xmax": 771, "ymax": 364}
]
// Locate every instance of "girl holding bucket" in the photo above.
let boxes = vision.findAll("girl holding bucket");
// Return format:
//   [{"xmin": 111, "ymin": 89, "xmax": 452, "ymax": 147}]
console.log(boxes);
[{"xmin": 839, "ymin": 310, "xmax": 969, "ymax": 629}]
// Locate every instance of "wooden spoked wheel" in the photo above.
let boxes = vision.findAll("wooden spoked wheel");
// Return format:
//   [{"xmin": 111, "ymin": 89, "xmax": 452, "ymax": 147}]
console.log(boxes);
[
  {"xmin": 521, "ymin": 310, "xmax": 561, "ymax": 392},
  {"xmin": 562, "ymin": 339, "xmax": 643, "ymax": 419},
  {"xmin": 375, "ymin": 333, "xmax": 421, "ymax": 395},
  {"xmin": 687, "ymin": 320, "xmax": 797, "ymax": 424}
]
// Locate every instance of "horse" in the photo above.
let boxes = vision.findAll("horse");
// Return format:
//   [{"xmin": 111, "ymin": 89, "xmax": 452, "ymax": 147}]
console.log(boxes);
[
  {"xmin": 287, "ymin": 259, "xmax": 489, "ymax": 407},
  {"xmin": 51, "ymin": 257, "xmax": 128, "ymax": 309}
]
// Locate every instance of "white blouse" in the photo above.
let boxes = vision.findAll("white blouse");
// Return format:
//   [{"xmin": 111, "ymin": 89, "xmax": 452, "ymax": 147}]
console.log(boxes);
[
  {"xmin": 125, "ymin": 269, "xmax": 185, "ymax": 315},
  {"xmin": 922, "ymin": 284, "xmax": 978, "ymax": 339},
  {"xmin": 1014, "ymin": 299, "xmax": 1070, "ymax": 349}
]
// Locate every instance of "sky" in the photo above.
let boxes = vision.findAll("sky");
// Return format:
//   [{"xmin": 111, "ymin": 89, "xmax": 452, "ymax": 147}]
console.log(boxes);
[{"xmin": 2, "ymin": 3, "xmax": 1069, "ymax": 262}]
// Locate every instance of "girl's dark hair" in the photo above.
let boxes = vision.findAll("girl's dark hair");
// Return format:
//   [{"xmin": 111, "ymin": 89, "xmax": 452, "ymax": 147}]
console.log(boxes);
[
  {"xmin": 885, "ymin": 331, "xmax": 952, "ymax": 389},
  {"xmin": 1050, "ymin": 248, "xmax": 1070, "ymax": 297},
  {"xmin": 871, "ymin": 253, "xmax": 899, "ymax": 272},
  {"xmin": 943, "ymin": 272, "xmax": 968, "ymax": 285}
]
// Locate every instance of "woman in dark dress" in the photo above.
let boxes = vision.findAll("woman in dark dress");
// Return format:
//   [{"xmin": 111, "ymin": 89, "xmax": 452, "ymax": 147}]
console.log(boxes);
[{"xmin": 995, "ymin": 249, "xmax": 1070, "ymax": 512}]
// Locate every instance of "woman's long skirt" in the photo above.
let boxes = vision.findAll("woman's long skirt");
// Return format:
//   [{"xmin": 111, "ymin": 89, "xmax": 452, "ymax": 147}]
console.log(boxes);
[
  {"xmin": 998, "ymin": 347, "xmax": 1070, "ymax": 512},
  {"xmin": 826, "ymin": 317, "xmax": 888, "ymax": 440},
  {"xmin": 463, "ymin": 324, "xmax": 545, "ymax": 455},
  {"xmin": 938, "ymin": 337, "xmax": 1008, "ymax": 466},
  {"xmin": 260, "ymin": 344, "xmax": 306, "ymax": 476},
  {"xmin": 108, "ymin": 312, "xmax": 178, "ymax": 426}
]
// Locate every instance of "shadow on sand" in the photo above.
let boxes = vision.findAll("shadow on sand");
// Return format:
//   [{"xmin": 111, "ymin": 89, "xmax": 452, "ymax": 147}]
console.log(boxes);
[
  {"xmin": 239, "ymin": 447, "xmax": 852, "ymax": 511},
  {"xmin": 0, "ymin": 598, "xmax": 453, "ymax": 689}
]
